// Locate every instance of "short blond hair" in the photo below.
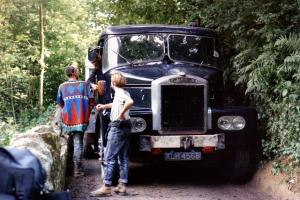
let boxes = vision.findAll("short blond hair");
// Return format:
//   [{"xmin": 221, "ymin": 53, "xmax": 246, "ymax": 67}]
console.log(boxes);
[{"xmin": 111, "ymin": 72, "xmax": 126, "ymax": 87}]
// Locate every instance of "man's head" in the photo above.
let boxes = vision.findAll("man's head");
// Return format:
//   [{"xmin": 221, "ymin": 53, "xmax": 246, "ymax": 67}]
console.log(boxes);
[
  {"xmin": 188, "ymin": 16, "xmax": 201, "ymax": 27},
  {"xmin": 65, "ymin": 64, "xmax": 78, "ymax": 79},
  {"xmin": 111, "ymin": 72, "xmax": 126, "ymax": 89},
  {"xmin": 88, "ymin": 46, "xmax": 102, "ymax": 68},
  {"xmin": 194, "ymin": 17, "xmax": 201, "ymax": 27}
]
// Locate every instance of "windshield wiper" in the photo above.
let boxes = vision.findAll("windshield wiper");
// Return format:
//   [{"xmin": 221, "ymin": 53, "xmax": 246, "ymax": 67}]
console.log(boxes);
[
  {"xmin": 197, "ymin": 61, "xmax": 219, "ymax": 70},
  {"xmin": 111, "ymin": 49, "xmax": 133, "ymax": 66},
  {"xmin": 176, "ymin": 60, "xmax": 220, "ymax": 70}
]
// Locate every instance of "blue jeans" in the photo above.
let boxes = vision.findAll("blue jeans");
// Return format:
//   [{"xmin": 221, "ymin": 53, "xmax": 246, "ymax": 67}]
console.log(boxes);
[
  {"xmin": 72, "ymin": 132, "xmax": 83, "ymax": 164},
  {"xmin": 103, "ymin": 126, "xmax": 130, "ymax": 186}
]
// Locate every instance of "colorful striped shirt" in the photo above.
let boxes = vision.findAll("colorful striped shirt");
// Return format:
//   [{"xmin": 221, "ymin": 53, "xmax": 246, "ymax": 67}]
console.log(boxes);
[{"xmin": 56, "ymin": 80, "xmax": 94, "ymax": 133}]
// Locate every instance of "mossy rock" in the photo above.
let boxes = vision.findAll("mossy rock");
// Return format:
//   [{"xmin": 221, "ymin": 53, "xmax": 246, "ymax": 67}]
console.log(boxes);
[{"xmin": 10, "ymin": 125, "xmax": 69, "ymax": 191}]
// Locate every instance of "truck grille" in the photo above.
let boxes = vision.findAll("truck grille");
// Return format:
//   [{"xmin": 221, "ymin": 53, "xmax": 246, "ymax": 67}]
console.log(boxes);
[{"xmin": 161, "ymin": 85, "xmax": 205, "ymax": 131}]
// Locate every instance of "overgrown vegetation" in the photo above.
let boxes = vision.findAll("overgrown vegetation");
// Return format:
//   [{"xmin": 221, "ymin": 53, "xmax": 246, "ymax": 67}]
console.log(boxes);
[
  {"xmin": 0, "ymin": 0, "xmax": 94, "ymax": 146},
  {"xmin": 0, "ymin": 104, "xmax": 56, "ymax": 146},
  {"xmin": 1, "ymin": 0, "xmax": 299, "ymax": 173}
]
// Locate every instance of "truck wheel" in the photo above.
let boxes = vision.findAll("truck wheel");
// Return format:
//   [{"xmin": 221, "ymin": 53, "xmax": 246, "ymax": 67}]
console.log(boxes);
[{"xmin": 226, "ymin": 148, "xmax": 251, "ymax": 183}]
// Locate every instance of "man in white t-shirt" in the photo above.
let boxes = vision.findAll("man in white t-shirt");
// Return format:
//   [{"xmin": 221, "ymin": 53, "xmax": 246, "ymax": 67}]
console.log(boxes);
[{"xmin": 90, "ymin": 72, "xmax": 134, "ymax": 197}]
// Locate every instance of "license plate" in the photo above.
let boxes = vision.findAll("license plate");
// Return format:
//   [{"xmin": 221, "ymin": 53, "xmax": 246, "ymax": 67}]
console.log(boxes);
[{"xmin": 164, "ymin": 151, "xmax": 202, "ymax": 161}]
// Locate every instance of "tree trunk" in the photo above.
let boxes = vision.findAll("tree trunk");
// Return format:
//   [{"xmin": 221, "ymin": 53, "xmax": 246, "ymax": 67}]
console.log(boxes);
[
  {"xmin": 39, "ymin": 1, "xmax": 45, "ymax": 110},
  {"xmin": 5, "ymin": 68, "xmax": 16, "ymax": 124}
]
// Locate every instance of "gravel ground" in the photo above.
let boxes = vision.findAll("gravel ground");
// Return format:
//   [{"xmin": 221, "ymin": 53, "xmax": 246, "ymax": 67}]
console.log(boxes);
[{"xmin": 66, "ymin": 159, "xmax": 273, "ymax": 200}]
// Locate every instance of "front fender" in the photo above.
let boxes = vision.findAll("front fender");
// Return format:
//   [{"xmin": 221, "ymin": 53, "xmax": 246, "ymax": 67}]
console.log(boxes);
[{"xmin": 209, "ymin": 106, "xmax": 259, "ymax": 147}]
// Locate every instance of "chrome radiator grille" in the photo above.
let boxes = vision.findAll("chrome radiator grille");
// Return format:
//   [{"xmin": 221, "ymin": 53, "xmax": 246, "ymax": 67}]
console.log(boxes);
[{"xmin": 161, "ymin": 85, "xmax": 205, "ymax": 131}]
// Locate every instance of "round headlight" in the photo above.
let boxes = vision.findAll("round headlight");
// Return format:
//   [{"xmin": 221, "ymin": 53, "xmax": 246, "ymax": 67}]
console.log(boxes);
[
  {"xmin": 232, "ymin": 116, "xmax": 246, "ymax": 130},
  {"xmin": 218, "ymin": 116, "xmax": 246, "ymax": 130},
  {"xmin": 218, "ymin": 116, "xmax": 231, "ymax": 130},
  {"xmin": 131, "ymin": 117, "xmax": 147, "ymax": 133}
]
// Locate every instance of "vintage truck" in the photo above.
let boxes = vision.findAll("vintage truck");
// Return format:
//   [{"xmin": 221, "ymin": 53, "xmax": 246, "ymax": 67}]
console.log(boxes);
[{"xmin": 85, "ymin": 25, "xmax": 259, "ymax": 182}]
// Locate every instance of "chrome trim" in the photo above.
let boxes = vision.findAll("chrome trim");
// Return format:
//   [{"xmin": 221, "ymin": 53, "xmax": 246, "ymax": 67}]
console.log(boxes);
[
  {"xmin": 217, "ymin": 116, "xmax": 246, "ymax": 131},
  {"xmin": 208, "ymin": 107, "xmax": 212, "ymax": 130},
  {"xmin": 119, "ymin": 71, "xmax": 154, "ymax": 82},
  {"xmin": 130, "ymin": 117, "xmax": 147, "ymax": 133},
  {"xmin": 139, "ymin": 133, "xmax": 225, "ymax": 151},
  {"xmin": 151, "ymin": 74, "xmax": 208, "ymax": 133}
]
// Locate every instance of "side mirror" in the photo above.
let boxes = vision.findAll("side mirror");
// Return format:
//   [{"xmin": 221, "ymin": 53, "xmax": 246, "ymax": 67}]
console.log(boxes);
[{"xmin": 97, "ymin": 80, "xmax": 106, "ymax": 96}]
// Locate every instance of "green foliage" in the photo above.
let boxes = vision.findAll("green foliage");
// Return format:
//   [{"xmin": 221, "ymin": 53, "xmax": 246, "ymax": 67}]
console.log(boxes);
[
  {"xmin": 0, "ymin": 0, "xmax": 95, "ymax": 145},
  {"xmin": 0, "ymin": 104, "xmax": 56, "ymax": 147},
  {"xmin": 201, "ymin": 0, "xmax": 300, "ymax": 169},
  {"xmin": 0, "ymin": 0, "xmax": 92, "ymax": 122},
  {"xmin": 0, "ymin": 119, "xmax": 17, "ymax": 147},
  {"xmin": 234, "ymin": 32, "xmax": 300, "ymax": 169},
  {"xmin": 89, "ymin": 0, "xmax": 194, "ymax": 25}
]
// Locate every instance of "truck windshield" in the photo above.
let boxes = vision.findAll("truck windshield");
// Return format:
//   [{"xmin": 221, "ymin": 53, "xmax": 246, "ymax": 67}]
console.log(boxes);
[
  {"xmin": 168, "ymin": 34, "xmax": 215, "ymax": 66},
  {"xmin": 102, "ymin": 34, "xmax": 164, "ymax": 72}
]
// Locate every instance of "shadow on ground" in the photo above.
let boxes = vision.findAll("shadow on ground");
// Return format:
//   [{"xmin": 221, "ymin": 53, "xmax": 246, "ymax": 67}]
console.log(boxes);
[
  {"xmin": 66, "ymin": 159, "xmax": 256, "ymax": 200},
  {"xmin": 128, "ymin": 162, "xmax": 227, "ymax": 186}
]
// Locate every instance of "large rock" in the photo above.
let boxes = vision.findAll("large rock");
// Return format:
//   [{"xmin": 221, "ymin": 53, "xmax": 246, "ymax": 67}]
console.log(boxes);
[{"xmin": 10, "ymin": 125, "xmax": 69, "ymax": 192}]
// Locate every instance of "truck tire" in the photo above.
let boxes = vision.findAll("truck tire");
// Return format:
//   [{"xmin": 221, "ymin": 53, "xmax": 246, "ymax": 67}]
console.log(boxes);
[{"xmin": 226, "ymin": 148, "xmax": 251, "ymax": 183}]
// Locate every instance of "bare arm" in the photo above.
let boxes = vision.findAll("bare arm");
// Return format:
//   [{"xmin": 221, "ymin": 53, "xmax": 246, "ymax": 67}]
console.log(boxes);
[{"xmin": 96, "ymin": 103, "xmax": 112, "ymax": 110}]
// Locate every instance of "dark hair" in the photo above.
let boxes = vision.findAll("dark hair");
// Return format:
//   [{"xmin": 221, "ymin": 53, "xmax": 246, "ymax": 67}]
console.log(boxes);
[
  {"xmin": 88, "ymin": 46, "xmax": 103, "ymax": 62},
  {"xmin": 188, "ymin": 15, "xmax": 201, "ymax": 27},
  {"xmin": 65, "ymin": 65, "xmax": 76, "ymax": 77}
]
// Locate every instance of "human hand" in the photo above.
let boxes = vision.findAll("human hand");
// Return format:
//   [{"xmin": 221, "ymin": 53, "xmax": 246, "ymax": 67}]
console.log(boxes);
[
  {"xmin": 96, "ymin": 104, "xmax": 105, "ymax": 110},
  {"xmin": 91, "ymin": 83, "xmax": 98, "ymax": 91}
]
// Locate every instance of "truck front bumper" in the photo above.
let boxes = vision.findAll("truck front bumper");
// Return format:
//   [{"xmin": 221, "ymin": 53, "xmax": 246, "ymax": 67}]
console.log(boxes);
[{"xmin": 139, "ymin": 134, "xmax": 225, "ymax": 151}]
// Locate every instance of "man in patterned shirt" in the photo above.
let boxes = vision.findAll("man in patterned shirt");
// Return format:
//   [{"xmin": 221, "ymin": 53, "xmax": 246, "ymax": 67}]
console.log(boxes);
[{"xmin": 57, "ymin": 64, "xmax": 94, "ymax": 177}]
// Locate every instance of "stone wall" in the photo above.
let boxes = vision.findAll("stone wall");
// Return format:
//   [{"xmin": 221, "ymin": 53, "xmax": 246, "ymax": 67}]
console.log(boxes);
[{"xmin": 10, "ymin": 125, "xmax": 69, "ymax": 192}]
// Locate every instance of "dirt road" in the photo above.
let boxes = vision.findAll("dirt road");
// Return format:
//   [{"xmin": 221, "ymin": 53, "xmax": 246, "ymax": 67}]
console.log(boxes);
[{"xmin": 66, "ymin": 159, "xmax": 273, "ymax": 200}]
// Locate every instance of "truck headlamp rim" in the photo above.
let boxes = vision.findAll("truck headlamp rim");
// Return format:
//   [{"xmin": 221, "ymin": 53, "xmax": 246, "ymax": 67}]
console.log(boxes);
[
  {"xmin": 217, "ymin": 116, "xmax": 246, "ymax": 130},
  {"xmin": 232, "ymin": 116, "xmax": 246, "ymax": 130},
  {"xmin": 131, "ymin": 117, "xmax": 147, "ymax": 133},
  {"xmin": 218, "ymin": 117, "xmax": 231, "ymax": 130}
]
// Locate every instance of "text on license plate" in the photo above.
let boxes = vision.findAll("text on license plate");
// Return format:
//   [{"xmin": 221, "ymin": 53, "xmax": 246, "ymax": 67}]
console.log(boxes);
[{"xmin": 164, "ymin": 152, "xmax": 202, "ymax": 161}]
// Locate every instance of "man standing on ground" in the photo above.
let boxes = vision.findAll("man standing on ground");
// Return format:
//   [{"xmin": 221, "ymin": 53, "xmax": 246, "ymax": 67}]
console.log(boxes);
[
  {"xmin": 57, "ymin": 64, "xmax": 94, "ymax": 177},
  {"xmin": 90, "ymin": 72, "xmax": 133, "ymax": 197},
  {"xmin": 87, "ymin": 46, "xmax": 106, "ymax": 155}
]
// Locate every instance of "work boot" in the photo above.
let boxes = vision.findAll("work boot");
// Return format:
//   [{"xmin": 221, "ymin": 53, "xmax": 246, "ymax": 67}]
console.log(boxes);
[
  {"xmin": 73, "ymin": 162, "xmax": 85, "ymax": 177},
  {"xmin": 90, "ymin": 185, "xmax": 112, "ymax": 197},
  {"xmin": 114, "ymin": 183, "xmax": 127, "ymax": 195}
]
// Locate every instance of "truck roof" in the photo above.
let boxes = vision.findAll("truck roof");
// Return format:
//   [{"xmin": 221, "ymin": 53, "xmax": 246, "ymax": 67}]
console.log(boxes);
[{"xmin": 99, "ymin": 25, "xmax": 218, "ymax": 38}]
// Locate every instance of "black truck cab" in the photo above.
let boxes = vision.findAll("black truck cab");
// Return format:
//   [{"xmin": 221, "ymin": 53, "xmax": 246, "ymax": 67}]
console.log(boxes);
[{"xmin": 87, "ymin": 25, "xmax": 259, "ymax": 182}]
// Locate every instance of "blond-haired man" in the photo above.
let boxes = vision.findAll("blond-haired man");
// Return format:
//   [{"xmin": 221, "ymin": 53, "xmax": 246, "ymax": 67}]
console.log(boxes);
[{"xmin": 90, "ymin": 72, "xmax": 133, "ymax": 197}]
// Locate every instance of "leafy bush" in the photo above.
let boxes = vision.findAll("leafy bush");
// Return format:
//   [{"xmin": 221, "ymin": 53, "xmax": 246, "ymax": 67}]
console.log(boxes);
[
  {"xmin": 235, "ymin": 34, "xmax": 300, "ymax": 170},
  {"xmin": 0, "ymin": 118, "xmax": 18, "ymax": 147},
  {"xmin": 0, "ymin": 104, "xmax": 56, "ymax": 147}
]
